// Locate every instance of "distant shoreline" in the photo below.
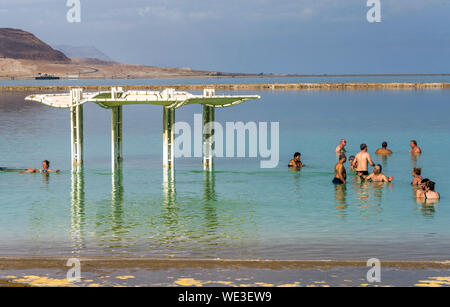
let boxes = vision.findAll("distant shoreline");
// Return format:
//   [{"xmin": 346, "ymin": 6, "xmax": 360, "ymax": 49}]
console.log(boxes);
[
  {"xmin": 1, "ymin": 82, "xmax": 449, "ymax": 92},
  {"xmin": 1, "ymin": 73, "xmax": 450, "ymax": 81}
]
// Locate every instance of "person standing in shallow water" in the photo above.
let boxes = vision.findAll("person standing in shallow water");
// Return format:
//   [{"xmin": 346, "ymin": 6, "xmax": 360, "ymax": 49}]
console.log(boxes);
[
  {"xmin": 352, "ymin": 143, "xmax": 375, "ymax": 177},
  {"xmin": 375, "ymin": 141, "xmax": 393, "ymax": 155},
  {"xmin": 335, "ymin": 139, "xmax": 347, "ymax": 153},
  {"xmin": 410, "ymin": 140, "xmax": 422, "ymax": 154},
  {"xmin": 333, "ymin": 154, "xmax": 347, "ymax": 184},
  {"xmin": 411, "ymin": 168, "xmax": 423, "ymax": 186},
  {"xmin": 288, "ymin": 152, "xmax": 305, "ymax": 169}
]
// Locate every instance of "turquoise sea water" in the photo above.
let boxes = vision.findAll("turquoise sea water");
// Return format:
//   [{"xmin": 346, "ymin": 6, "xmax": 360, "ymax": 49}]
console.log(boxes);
[{"xmin": 0, "ymin": 87, "xmax": 449, "ymax": 260}]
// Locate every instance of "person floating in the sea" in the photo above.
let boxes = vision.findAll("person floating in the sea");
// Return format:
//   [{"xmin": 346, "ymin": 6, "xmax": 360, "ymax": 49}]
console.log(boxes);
[
  {"xmin": 416, "ymin": 180, "xmax": 440, "ymax": 200},
  {"xmin": 335, "ymin": 139, "xmax": 347, "ymax": 153},
  {"xmin": 288, "ymin": 152, "xmax": 305, "ymax": 169},
  {"xmin": 409, "ymin": 140, "xmax": 422, "ymax": 154},
  {"xmin": 332, "ymin": 154, "xmax": 347, "ymax": 184},
  {"xmin": 352, "ymin": 144, "xmax": 375, "ymax": 177},
  {"xmin": 411, "ymin": 168, "xmax": 423, "ymax": 185},
  {"xmin": 21, "ymin": 160, "xmax": 60, "ymax": 174},
  {"xmin": 375, "ymin": 141, "xmax": 393, "ymax": 155},
  {"xmin": 363, "ymin": 164, "xmax": 394, "ymax": 182}
]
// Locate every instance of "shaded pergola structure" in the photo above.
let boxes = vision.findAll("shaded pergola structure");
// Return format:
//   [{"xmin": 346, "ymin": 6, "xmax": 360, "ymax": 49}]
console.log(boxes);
[{"xmin": 26, "ymin": 87, "xmax": 260, "ymax": 172}]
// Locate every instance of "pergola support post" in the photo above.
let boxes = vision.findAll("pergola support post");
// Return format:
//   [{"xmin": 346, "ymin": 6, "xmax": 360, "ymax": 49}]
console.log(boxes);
[
  {"xmin": 203, "ymin": 105, "xmax": 215, "ymax": 171},
  {"xmin": 163, "ymin": 107, "xmax": 175, "ymax": 169},
  {"xmin": 111, "ymin": 106, "xmax": 123, "ymax": 169},
  {"xmin": 70, "ymin": 88, "xmax": 84, "ymax": 171}
]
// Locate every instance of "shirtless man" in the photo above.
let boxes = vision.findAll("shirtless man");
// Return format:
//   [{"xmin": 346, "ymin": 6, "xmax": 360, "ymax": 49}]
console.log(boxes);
[
  {"xmin": 288, "ymin": 152, "xmax": 305, "ymax": 168},
  {"xmin": 409, "ymin": 140, "xmax": 422, "ymax": 154},
  {"xmin": 375, "ymin": 141, "xmax": 393, "ymax": 155},
  {"xmin": 364, "ymin": 164, "xmax": 394, "ymax": 182},
  {"xmin": 332, "ymin": 154, "xmax": 347, "ymax": 184},
  {"xmin": 22, "ymin": 160, "xmax": 60, "ymax": 174},
  {"xmin": 335, "ymin": 139, "xmax": 347, "ymax": 153},
  {"xmin": 352, "ymin": 144, "xmax": 375, "ymax": 176}
]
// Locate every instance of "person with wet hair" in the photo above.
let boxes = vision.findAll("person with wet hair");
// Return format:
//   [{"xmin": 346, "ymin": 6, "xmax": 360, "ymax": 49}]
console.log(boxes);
[
  {"xmin": 22, "ymin": 160, "xmax": 60, "ymax": 174},
  {"xmin": 364, "ymin": 164, "xmax": 394, "ymax": 182},
  {"xmin": 288, "ymin": 152, "xmax": 305, "ymax": 168}
]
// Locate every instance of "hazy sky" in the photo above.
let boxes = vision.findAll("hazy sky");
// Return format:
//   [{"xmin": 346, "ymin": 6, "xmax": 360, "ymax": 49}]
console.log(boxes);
[{"xmin": 1, "ymin": 0, "xmax": 449, "ymax": 74}]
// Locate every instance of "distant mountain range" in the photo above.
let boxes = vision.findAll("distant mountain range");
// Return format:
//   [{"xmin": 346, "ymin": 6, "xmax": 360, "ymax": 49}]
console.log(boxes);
[
  {"xmin": 0, "ymin": 28, "xmax": 70, "ymax": 62},
  {"xmin": 0, "ymin": 27, "xmax": 260, "ymax": 80},
  {"xmin": 53, "ymin": 45, "xmax": 114, "ymax": 62}
]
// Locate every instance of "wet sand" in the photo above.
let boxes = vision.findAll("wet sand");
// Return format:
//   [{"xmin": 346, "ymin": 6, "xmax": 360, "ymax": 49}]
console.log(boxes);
[{"xmin": 2, "ymin": 258, "xmax": 450, "ymax": 287}]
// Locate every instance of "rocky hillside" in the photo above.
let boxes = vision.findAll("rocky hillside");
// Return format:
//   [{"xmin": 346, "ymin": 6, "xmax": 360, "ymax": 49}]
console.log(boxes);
[{"xmin": 0, "ymin": 28, "xmax": 70, "ymax": 62}]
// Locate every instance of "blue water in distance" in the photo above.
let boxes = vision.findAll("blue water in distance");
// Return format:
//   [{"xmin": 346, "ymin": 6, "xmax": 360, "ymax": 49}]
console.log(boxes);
[{"xmin": 0, "ymin": 88, "xmax": 449, "ymax": 260}]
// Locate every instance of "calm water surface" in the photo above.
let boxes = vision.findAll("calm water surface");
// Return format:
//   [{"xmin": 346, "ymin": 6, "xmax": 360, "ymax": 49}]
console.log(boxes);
[{"xmin": 0, "ymin": 88, "xmax": 449, "ymax": 260}]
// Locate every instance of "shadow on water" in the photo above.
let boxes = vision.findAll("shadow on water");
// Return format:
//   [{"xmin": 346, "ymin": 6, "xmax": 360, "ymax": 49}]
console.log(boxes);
[
  {"xmin": 203, "ymin": 170, "xmax": 218, "ymax": 233},
  {"xmin": 416, "ymin": 198, "xmax": 437, "ymax": 218},
  {"xmin": 162, "ymin": 168, "xmax": 178, "ymax": 230},
  {"xmin": 334, "ymin": 184, "xmax": 348, "ymax": 215},
  {"xmin": 376, "ymin": 153, "xmax": 390, "ymax": 168},
  {"xmin": 351, "ymin": 176, "xmax": 384, "ymax": 217},
  {"xmin": 71, "ymin": 170, "xmax": 86, "ymax": 253},
  {"xmin": 111, "ymin": 167, "xmax": 125, "ymax": 236},
  {"xmin": 410, "ymin": 152, "xmax": 421, "ymax": 169}
]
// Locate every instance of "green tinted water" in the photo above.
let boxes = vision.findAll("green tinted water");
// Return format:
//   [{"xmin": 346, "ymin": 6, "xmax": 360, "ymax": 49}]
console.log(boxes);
[{"xmin": 0, "ymin": 89, "xmax": 449, "ymax": 260}]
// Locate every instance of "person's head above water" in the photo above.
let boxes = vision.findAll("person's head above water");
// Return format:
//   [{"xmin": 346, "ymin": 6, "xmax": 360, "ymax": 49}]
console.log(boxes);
[
  {"xmin": 360, "ymin": 144, "xmax": 367, "ymax": 151},
  {"xmin": 340, "ymin": 139, "xmax": 347, "ymax": 146},
  {"xmin": 410, "ymin": 140, "xmax": 418, "ymax": 147},
  {"xmin": 425, "ymin": 181, "xmax": 436, "ymax": 191},
  {"xmin": 339, "ymin": 154, "xmax": 347, "ymax": 163},
  {"xmin": 42, "ymin": 160, "xmax": 50, "ymax": 169},
  {"xmin": 382, "ymin": 141, "xmax": 388, "ymax": 148},
  {"xmin": 374, "ymin": 164, "xmax": 382, "ymax": 174},
  {"xmin": 294, "ymin": 152, "xmax": 301, "ymax": 161},
  {"xmin": 421, "ymin": 178, "xmax": 430, "ymax": 190},
  {"xmin": 413, "ymin": 168, "xmax": 422, "ymax": 176}
]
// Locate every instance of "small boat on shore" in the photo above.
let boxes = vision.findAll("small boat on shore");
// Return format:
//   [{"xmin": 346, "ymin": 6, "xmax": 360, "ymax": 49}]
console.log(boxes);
[{"xmin": 35, "ymin": 74, "xmax": 60, "ymax": 80}]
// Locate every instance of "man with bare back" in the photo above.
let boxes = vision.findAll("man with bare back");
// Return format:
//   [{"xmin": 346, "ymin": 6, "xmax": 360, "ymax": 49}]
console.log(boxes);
[{"xmin": 352, "ymin": 143, "xmax": 375, "ymax": 177}]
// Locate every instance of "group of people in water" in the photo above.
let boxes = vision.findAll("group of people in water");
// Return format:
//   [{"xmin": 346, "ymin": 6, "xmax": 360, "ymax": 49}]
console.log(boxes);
[{"xmin": 289, "ymin": 139, "xmax": 440, "ymax": 201}]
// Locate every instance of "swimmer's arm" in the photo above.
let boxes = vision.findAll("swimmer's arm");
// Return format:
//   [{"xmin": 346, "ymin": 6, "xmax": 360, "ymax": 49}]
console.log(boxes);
[
  {"xmin": 47, "ymin": 169, "xmax": 60, "ymax": 173},
  {"xmin": 363, "ymin": 174, "xmax": 373, "ymax": 181},
  {"xmin": 23, "ymin": 168, "xmax": 37, "ymax": 173}
]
